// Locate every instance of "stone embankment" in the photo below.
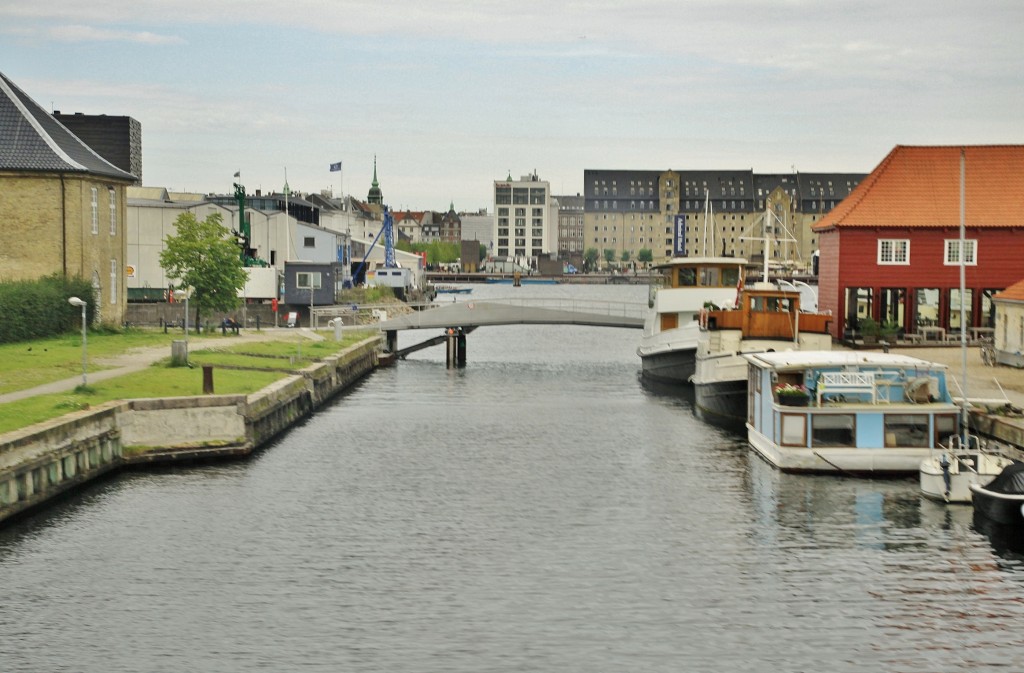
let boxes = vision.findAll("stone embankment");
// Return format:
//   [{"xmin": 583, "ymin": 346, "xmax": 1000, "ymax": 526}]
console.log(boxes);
[{"xmin": 0, "ymin": 336, "xmax": 382, "ymax": 524}]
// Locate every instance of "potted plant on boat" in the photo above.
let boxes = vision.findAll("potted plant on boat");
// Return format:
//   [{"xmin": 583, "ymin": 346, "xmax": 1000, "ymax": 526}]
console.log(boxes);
[{"xmin": 774, "ymin": 383, "xmax": 810, "ymax": 406}]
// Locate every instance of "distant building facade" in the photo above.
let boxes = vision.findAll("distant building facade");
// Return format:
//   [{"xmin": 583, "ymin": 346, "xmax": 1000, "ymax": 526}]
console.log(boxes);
[
  {"xmin": 583, "ymin": 168, "xmax": 864, "ymax": 268},
  {"xmin": 492, "ymin": 171, "xmax": 557, "ymax": 265}
]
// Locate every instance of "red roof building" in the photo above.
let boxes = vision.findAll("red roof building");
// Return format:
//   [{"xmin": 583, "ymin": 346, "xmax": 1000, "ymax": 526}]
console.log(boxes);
[{"xmin": 813, "ymin": 145, "xmax": 1024, "ymax": 340}]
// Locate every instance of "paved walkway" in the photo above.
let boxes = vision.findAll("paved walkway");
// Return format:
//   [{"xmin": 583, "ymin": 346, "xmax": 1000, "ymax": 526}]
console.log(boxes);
[{"xmin": 0, "ymin": 328, "xmax": 324, "ymax": 405}]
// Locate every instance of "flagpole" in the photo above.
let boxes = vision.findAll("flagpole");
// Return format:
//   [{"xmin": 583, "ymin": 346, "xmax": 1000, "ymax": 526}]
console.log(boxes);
[{"xmin": 284, "ymin": 167, "xmax": 292, "ymax": 262}]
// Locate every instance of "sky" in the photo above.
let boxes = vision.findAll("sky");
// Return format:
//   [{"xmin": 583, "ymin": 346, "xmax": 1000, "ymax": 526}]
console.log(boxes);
[{"xmin": 2, "ymin": 1, "xmax": 1022, "ymax": 212}]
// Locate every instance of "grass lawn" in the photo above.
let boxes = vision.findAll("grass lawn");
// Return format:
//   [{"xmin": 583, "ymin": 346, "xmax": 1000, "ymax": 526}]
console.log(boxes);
[{"xmin": 0, "ymin": 329, "xmax": 378, "ymax": 434}]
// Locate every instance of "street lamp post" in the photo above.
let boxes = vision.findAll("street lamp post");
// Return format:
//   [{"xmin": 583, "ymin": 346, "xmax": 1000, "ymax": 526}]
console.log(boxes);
[
  {"xmin": 68, "ymin": 296, "xmax": 87, "ymax": 387},
  {"xmin": 174, "ymin": 289, "xmax": 190, "ymax": 363}
]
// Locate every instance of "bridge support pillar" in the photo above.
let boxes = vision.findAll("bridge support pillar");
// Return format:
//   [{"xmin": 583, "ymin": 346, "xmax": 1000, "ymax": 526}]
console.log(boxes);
[
  {"xmin": 386, "ymin": 330, "xmax": 398, "ymax": 353},
  {"xmin": 445, "ymin": 328, "xmax": 466, "ymax": 369}
]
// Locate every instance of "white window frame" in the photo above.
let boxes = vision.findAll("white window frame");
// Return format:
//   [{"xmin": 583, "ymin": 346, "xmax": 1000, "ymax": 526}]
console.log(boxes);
[
  {"xmin": 109, "ymin": 187, "xmax": 116, "ymax": 235},
  {"xmin": 944, "ymin": 239, "xmax": 977, "ymax": 266},
  {"xmin": 877, "ymin": 239, "xmax": 909, "ymax": 265},
  {"xmin": 296, "ymin": 271, "xmax": 322, "ymax": 290},
  {"xmin": 109, "ymin": 258, "xmax": 117, "ymax": 304},
  {"xmin": 91, "ymin": 188, "xmax": 99, "ymax": 234}
]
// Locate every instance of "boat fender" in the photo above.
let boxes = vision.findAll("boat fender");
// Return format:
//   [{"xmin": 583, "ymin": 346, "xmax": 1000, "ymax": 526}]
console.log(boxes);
[{"xmin": 698, "ymin": 308, "xmax": 708, "ymax": 329}]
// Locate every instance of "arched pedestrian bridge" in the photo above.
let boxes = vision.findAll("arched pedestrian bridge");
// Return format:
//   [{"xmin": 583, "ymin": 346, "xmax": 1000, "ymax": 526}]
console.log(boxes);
[{"xmin": 373, "ymin": 297, "xmax": 645, "ymax": 361}]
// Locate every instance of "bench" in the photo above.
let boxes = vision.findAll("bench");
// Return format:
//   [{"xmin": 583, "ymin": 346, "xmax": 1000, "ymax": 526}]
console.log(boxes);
[{"xmin": 816, "ymin": 371, "xmax": 878, "ymax": 405}]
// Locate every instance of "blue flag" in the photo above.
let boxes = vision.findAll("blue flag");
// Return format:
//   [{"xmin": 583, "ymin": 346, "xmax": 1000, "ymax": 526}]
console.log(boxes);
[{"xmin": 330, "ymin": 162, "xmax": 342, "ymax": 172}]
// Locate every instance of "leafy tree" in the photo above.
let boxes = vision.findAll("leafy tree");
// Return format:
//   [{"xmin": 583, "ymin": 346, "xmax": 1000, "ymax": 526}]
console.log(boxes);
[
  {"xmin": 159, "ymin": 212, "xmax": 248, "ymax": 329},
  {"xmin": 603, "ymin": 248, "xmax": 616, "ymax": 265},
  {"xmin": 583, "ymin": 248, "xmax": 599, "ymax": 272},
  {"xmin": 620, "ymin": 250, "xmax": 631, "ymax": 263},
  {"xmin": 637, "ymin": 248, "xmax": 654, "ymax": 264}
]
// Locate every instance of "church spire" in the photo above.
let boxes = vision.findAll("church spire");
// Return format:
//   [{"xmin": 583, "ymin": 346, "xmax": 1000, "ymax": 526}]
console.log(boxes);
[{"xmin": 367, "ymin": 155, "xmax": 383, "ymax": 205}]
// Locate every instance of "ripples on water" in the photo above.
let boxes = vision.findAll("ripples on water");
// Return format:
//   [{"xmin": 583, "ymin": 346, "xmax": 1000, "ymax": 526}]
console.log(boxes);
[{"xmin": 3, "ymin": 284, "xmax": 1024, "ymax": 672}]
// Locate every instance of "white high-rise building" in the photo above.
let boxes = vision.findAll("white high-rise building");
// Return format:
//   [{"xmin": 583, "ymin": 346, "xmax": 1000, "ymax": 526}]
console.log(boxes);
[{"xmin": 493, "ymin": 171, "xmax": 556, "ymax": 266}]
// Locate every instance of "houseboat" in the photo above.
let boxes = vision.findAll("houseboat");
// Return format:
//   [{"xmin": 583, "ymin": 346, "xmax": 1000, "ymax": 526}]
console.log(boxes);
[{"xmin": 743, "ymin": 351, "xmax": 961, "ymax": 475}]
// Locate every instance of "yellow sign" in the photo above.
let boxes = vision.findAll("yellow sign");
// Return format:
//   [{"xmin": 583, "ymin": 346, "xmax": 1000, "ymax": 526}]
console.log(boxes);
[{"xmin": 125, "ymin": 265, "xmax": 136, "ymax": 278}]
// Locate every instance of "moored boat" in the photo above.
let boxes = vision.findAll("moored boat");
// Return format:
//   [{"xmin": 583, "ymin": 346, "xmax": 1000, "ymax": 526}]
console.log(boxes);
[
  {"xmin": 692, "ymin": 282, "xmax": 833, "ymax": 423},
  {"xmin": 920, "ymin": 433, "xmax": 1017, "ymax": 503},
  {"xmin": 637, "ymin": 255, "xmax": 747, "ymax": 384},
  {"xmin": 433, "ymin": 284, "xmax": 473, "ymax": 294},
  {"xmin": 744, "ymin": 351, "xmax": 961, "ymax": 475}
]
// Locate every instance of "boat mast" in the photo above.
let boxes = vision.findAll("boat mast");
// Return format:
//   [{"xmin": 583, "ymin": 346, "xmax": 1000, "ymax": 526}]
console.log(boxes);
[
  {"xmin": 701, "ymin": 189, "xmax": 714, "ymax": 257},
  {"xmin": 762, "ymin": 200, "xmax": 772, "ymax": 283},
  {"xmin": 960, "ymin": 149, "xmax": 969, "ymax": 447}
]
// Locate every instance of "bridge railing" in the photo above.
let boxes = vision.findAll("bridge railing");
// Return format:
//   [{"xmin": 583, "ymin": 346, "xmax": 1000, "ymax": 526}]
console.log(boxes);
[
  {"xmin": 414, "ymin": 296, "xmax": 646, "ymax": 320},
  {"xmin": 485, "ymin": 297, "xmax": 646, "ymax": 320}
]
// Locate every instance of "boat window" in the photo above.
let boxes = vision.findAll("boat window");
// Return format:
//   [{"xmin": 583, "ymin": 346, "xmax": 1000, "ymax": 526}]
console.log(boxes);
[
  {"xmin": 722, "ymin": 267, "xmax": 739, "ymax": 287},
  {"xmin": 811, "ymin": 414, "xmax": 855, "ymax": 447},
  {"xmin": 677, "ymin": 268, "xmax": 697, "ymax": 287},
  {"xmin": 700, "ymin": 267, "xmax": 721, "ymax": 287},
  {"xmin": 884, "ymin": 414, "xmax": 929, "ymax": 448},
  {"xmin": 780, "ymin": 414, "xmax": 806, "ymax": 446},
  {"xmin": 934, "ymin": 414, "xmax": 958, "ymax": 446}
]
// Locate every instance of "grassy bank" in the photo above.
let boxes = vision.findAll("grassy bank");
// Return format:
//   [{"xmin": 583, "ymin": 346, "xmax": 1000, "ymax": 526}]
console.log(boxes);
[{"xmin": 0, "ymin": 329, "xmax": 375, "ymax": 434}]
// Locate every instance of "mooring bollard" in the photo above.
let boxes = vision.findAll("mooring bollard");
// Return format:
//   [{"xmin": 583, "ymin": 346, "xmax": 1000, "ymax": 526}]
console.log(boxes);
[{"xmin": 202, "ymin": 365, "xmax": 214, "ymax": 394}]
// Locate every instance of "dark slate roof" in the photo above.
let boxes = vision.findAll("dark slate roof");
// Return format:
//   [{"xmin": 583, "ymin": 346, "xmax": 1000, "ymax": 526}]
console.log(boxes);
[{"xmin": 0, "ymin": 71, "xmax": 136, "ymax": 181}]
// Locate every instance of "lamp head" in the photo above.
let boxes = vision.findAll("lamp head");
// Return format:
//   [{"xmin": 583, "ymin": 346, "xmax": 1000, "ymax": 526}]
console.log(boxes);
[{"xmin": 68, "ymin": 296, "xmax": 86, "ymax": 307}]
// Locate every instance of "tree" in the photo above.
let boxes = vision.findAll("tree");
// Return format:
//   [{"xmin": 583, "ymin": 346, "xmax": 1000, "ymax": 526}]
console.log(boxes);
[
  {"xmin": 620, "ymin": 250, "xmax": 631, "ymax": 263},
  {"xmin": 160, "ymin": 212, "xmax": 248, "ymax": 329},
  {"xmin": 637, "ymin": 248, "xmax": 654, "ymax": 265},
  {"xmin": 603, "ymin": 248, "xmax": 616, "ymax": 266},
  {"xmin": 584, "ymin": 248, "xmax": 599, "ymax": 272}
]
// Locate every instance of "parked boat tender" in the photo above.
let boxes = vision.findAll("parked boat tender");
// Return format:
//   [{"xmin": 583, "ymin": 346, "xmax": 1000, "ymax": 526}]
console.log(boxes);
[
  {"xmin": 744, "ymin": 351, "xmax": 961, "ymax": 475},
  {"xmin": 920, "ymin": 433, "xmax": 1017, "ymax": 503}
]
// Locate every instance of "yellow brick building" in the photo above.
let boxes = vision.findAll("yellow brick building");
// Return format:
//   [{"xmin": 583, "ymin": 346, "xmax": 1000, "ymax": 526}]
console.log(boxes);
[{"xmin": 1, "ymin": 71, "xmax": 135, "ymax": 324}]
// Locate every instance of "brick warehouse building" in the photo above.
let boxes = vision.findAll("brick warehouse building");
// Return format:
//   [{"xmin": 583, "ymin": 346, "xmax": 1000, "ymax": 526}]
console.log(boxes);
[
  {"xmin": 813, "ymin": 145, "xmax": 1024, "ymax": 340},
  {"xmin": 1, "ymin": 71, "xmax": 136, "ymax": 324}
]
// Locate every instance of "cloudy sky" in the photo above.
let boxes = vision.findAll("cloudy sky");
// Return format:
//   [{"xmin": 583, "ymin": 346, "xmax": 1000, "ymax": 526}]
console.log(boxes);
[{"xmin": 2, "ymin": 1, "xmax": 1021, "ymax": 211}]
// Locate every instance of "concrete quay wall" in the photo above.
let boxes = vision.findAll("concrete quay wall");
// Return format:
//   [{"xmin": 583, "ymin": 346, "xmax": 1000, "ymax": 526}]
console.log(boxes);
[{"xmin": 0, "ymin": 336, "xmax": 383, "ymax": 524}]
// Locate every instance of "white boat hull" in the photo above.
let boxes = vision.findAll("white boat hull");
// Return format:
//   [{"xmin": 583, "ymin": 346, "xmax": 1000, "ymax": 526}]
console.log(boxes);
[{"xmin": 920, "ymin": 452, "xmax": 1017, "ymax": 503}]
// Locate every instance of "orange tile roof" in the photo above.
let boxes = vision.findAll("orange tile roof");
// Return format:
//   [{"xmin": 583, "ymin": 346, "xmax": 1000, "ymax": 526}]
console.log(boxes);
[
  {"xmin": 995, "ymin": 278, "xmax": 1024, "ymax": 303},
  {"xmin": 813, "ymin": 145, "xmax": 1024, "ymax": 231}
]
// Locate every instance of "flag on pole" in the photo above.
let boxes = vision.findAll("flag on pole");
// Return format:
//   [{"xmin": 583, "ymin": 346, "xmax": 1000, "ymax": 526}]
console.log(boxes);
[
  {"xmin": 330, "ymin": 162, "xmax": 342, "ymax": 172},
  {"xmin": 233, "ymin": 171, "xmax": 240, "ymax": 178}
]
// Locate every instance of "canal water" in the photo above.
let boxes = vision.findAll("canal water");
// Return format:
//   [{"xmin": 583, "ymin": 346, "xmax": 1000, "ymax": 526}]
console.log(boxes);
[{"xmin": 3, "ymin": 283, "xmax": 1024, "ymax": 672}]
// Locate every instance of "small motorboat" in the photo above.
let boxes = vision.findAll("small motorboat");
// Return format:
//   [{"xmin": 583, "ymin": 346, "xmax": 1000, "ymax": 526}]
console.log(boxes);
[
  {"xmin": 433, "ymin": 284, "xmax": 472, "ymax": 295},
  {"xmin": 919, "ymin": 433, "xmax": 1017, "ymax": 503},
  {"xmin": 969, "ymin": 462, "xmax": 1024, "ymax": 525}
]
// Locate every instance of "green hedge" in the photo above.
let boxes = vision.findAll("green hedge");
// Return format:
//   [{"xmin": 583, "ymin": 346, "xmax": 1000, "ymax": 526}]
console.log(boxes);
[{"xmin": 0, "ymin": 275, "xmax": 96, "ymax": 343}]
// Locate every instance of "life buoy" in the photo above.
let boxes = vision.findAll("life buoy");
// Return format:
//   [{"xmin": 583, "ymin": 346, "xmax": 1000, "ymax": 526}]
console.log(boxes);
[{"xmin": 467, "ymin": 302, "xmax": 475, "ymax": 309}]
